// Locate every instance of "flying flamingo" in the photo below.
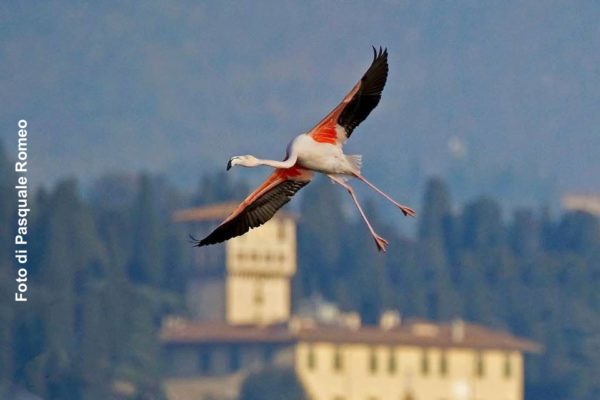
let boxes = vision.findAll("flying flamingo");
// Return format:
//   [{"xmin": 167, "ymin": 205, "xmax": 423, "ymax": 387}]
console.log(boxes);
[{"xmin": 193, "ymin": 47, "xmax": 415, "ymax": 252}]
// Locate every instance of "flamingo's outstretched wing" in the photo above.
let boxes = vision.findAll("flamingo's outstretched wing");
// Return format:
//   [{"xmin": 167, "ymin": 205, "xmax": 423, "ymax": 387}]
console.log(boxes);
[
  {"xmin": 308, "ymin": 47, "xmax": 388, "ymax": 145},
  {"xmin": 193, "ymin": 167, "xmax": 312, "ymax": 246}
]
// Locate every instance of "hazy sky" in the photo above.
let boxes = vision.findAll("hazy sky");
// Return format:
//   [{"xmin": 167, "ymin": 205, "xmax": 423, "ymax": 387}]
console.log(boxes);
[{"xmin": 1, "ymin": 1, "xmax": 598, "ymax": 200}]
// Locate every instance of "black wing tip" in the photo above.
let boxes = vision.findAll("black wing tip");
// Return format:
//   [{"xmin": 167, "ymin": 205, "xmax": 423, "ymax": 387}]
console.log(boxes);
[
  {"xmin": 337, "ymin": 47, "xmax": 389, "ymax": 137},
  {"xmin": 371, "ymin": 45, "xmax": 388, "ymax": 61},
  {"xmin": 189, "ymin": 233, "xmax": 212, "ymax": 247},
  {"xmin": 366, "ymin": 46, "xmax": 388, "ymax": 82},
  {"xmin": 190, "ymin": 179, "xmax": 309, "ymax": 249},
  {"xmin": 188, "ymin": 234, "xmax": 202, "ymax": 246}
]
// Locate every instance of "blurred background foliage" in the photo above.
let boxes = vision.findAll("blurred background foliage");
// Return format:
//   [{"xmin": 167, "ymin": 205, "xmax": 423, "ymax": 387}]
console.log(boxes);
[{"xmin": 0, "ymin": 141, "xmax": 599, "ymax": 400}]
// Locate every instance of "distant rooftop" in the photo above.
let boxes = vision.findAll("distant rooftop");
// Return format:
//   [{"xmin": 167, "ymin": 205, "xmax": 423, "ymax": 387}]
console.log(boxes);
[
  {"xmin": 173, "ymin": 201, "xmax": 297, "ymax": 223},
  {"xmin": 562, "ymin": 193, "xmax": 600, "ymax": 216},
  {"xmin": 160, "ymin": 317, "xmax": 541, "ymax": 353}
]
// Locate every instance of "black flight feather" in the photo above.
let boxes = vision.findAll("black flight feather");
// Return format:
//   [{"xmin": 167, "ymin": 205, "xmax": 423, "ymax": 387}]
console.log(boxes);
[
  {"xmin": 338, "ymin": 46, "xmax": 388, "ymax": 138},
  {"xmin": 193, "ymin": 180, "xmax": 309, "ymax": 246}
]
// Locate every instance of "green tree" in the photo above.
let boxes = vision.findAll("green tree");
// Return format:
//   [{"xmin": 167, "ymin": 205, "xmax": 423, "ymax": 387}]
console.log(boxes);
[
  {"xmin": 509, "ymin": 209, "xmax": 540, "ymax": 257},
  {"xmin": 461, "ymin": 197, "xmax": 504, "ymax": 249},
  {"xmin": 415, "ymin": 177, "xmax": 460, "ymax": 319},
  {"xmin": 128, "ymin": 174, "xmax": 164, "ymax": 286},
  {"xmin": 78, "ymin": 282, "xmax": 112, "ymax": 400},
  {"xmin": 30, "ymin": 180, "xmax": 105, "ymax": 398},
  {"xmin": 0, "ymin": 141, "xmax": 15, "ymax": 392},
  {"xmin": 418, "ymin": 177, "xmax": 451, "ymax": 243},
  {"xmin": 556, "ymin": 211, "xmax": 600, "ymax": 256},
  {"xmin": 193, "ymin": 171, "xmax": 249, "ymax": 205},
  {"xmin": 296, "ymin": 177, "xmax": 348, "ymax": 301},
  {"xmin": 239, "ymin": 367, "xmax": 306, "ymax": 400}
]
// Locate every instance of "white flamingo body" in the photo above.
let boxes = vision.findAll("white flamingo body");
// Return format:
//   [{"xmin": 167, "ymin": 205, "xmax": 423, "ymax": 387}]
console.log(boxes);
[
  {"xmin": 195, "ymin": 48, "xmax": 415, "ymax": 252},
  {"xmin": 293, "ymin": 134, "xmax": 359, "ymax": 175}
]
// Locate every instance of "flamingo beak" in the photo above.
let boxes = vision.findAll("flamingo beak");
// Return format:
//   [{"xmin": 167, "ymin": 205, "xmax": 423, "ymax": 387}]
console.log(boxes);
[{"xmin": 226, "ymin": 159, "xmax": 233, "ymax": 171}]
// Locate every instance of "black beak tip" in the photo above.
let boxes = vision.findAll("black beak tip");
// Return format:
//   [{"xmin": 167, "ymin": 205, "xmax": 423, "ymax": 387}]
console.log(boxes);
[{"xmin": 226, "ymin": 159, "xmax": 232, "ymax": 171}]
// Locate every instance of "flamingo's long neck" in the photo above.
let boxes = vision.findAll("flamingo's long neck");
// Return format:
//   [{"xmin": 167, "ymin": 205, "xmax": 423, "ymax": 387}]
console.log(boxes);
[{"xmin": 255, "ymin": 158, "xmax": 295, "ymax": 169}]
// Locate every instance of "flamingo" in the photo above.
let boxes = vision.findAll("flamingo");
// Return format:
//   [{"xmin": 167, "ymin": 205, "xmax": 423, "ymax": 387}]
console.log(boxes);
[{"xmin": 193, "ymin": 47, "xmax": 415, "ymax": 252}]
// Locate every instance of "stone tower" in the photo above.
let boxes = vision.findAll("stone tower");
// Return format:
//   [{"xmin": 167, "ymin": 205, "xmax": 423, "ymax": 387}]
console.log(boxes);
[{"xmin": 173, "ymin": 202, "xmax": 297, "ymax": 325}]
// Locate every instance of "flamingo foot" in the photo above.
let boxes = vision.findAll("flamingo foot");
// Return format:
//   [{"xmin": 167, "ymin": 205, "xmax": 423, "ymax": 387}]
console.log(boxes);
[
  {"xmin": 374, "ymin": 235, "xmax": 389, "ymax": 252},
  {"xmin": 399, "ymin": 205, "xmax": 416, "ymax": 217}
]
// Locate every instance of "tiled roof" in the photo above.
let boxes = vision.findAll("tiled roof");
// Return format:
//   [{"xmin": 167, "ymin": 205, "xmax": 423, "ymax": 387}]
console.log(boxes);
[
  {"xmin": 160, "ymin": 318, "xmax": 541, "ymax": 353},
  {"xmin": 296, "ymin": 321, "xmax": 541, "ymax": 352},
  {"xmin": 173, "ymin": 202, "xmax": 296, "ymax": 222},
  {"xmin": 161, "ymin": 320, "xmax": 295, "ymax": 344}
]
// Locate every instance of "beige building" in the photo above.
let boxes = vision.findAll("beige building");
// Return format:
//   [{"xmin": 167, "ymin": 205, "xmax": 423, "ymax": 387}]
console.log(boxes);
[{"xmin": 165, "ymin": 202, "xmax": 540, "ymax": 400}]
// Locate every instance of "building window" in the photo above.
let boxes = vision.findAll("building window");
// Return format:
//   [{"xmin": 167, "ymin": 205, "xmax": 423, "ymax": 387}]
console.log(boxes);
[
  {"xmin": 369, "ymin": 348, "xmax": 378, "ymax": 373},
  {"xmin": 264, "ymin": 345, "xmax": 275, "ymax": 363},
  {"xmin": 504, "ymin": 353, "xmax": 512, "ymax": 379},
  {"xmin": 421, "ymin": 349, "xmax": 430, "ymax": 376},
  {"xmin": 333, "ymin": 346, "xmax": 343, "ymax": 372},
  {"xmin": 229, "ymin": 345, "xmax": 241, "ymax": 371},
  {"xmin": 475, "ymin": 352, "xmax": 485, "ymax": 378},
  {"xmin": 307, "ymin": 345, "xmax": 316, "ymax": 370},
  {"xmin": 198, "ymin": 349, "xmax": 212, "ymax": 374},
  {"xmin": 387, "ymin": 348, "xmax": 396, "ymax": 374},
  {"xmin": 439, "ymin": 351, "xmax": 448, "ymax": 377}
]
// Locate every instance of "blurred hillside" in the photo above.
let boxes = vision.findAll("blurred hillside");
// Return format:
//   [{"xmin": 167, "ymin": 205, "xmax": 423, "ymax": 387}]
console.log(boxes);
[
  {"xmin": 1, "ymin": 1, "xmax": 599, "ymax": 208},
  {"xmin": 1, "ymin": 142, "xmax": 599, "ymax": 399}
]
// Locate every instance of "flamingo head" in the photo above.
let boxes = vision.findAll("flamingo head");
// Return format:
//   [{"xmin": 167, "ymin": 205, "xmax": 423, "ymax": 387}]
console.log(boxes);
[{"xmin": 227, "ymin": 155, "xmax": 259, "ymax": 170}]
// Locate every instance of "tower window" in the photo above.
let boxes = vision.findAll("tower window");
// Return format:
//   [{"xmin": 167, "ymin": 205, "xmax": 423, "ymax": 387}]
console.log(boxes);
[
  {"xmin": 388, "ymin": 348, "xmax": 396, "ymax": 374},
  {"xmin": 440, "ymin": 351, "xmax": 448, "ymax": 377},
  {"xmin": 333, "ymin": 346, "xmax": 343, "ymax": 372},
  {"xmin": 475, "ymin": 352, "xmax": 485, "ymax": 378},
  {"xmin": 504, "ymin": 353, "xmax": 512, "ymax": 379},
  {"xmin": 369, "ymin": 348, "xmax": 378, "ymax": 373},
  {"xmin": 307, "ymin": 345, "xmax": 316, "ymax": 370},
  {"xmin": 421, "ymin": 349, "xmax": 430, "ymax": 376}
]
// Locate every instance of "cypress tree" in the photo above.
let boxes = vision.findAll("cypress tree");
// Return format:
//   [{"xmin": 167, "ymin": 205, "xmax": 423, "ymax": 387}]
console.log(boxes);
[
  {"xmin": 297, "ymin": 177, "xmax": 348, "ymax": 300},
  {"xmin": 416, "ymin": 178, "xmax": 460, "ymax": 319},
  {"xmin": 35, "ymin": 180, "xmax": 104, "ymax": 398},
  {"xmin": 461, "ymin": 197, "xmax": 504, "ymax": 249},
  {"xmin": 509, "ymin": 209, "xmax": 540, "ymax": 257},
  {"xmin": 418, "ymin": 177, "xmax": 452, "ymax": 243},
  {"xmin": 0, "ymin": 141, "xmax": 15, "ymax": 391},
  {"xmin": 192, "ymin": 171, "xmax": 249, "ymax": 205},
  {"xmin": 128, "ymin": 174, "xmax": 164, "ymax": 286},
  {"xmin": 556, "ymin": 211, "xmax": 600, "ymax": 256},
  {"xmin": 78, "ymin": 281, "xmax": 112, "ymax": 400}
]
